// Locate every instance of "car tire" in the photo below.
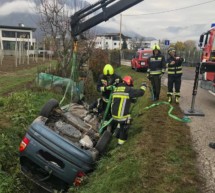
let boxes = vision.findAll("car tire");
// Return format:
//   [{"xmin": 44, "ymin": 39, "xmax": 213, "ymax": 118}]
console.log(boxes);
[
  {"xmin": 95, "ymin": 130, "xmax": 112, "ymax": 154},
  {"xmin": 39, "ymin": 99, "xmax": 59, "ymax": 118}
]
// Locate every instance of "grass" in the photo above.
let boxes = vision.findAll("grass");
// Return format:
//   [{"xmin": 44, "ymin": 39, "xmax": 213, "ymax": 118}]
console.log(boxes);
[
  {"xmin": 0, "ymin": 61, "xmax": 57, "ymax": 95},
  {"xmin": 0, "ymin": 64, "xmax": 203, "ymax": 193}
]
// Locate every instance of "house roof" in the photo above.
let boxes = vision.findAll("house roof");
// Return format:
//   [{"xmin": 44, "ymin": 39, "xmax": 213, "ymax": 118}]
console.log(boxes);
[
  {"xmin": 97, "ymin": 33, "xmax": 131, "ymax": 39},
  {"xmin": 0, "ymin": 25, "xmax": 36, "ymax": 32}
]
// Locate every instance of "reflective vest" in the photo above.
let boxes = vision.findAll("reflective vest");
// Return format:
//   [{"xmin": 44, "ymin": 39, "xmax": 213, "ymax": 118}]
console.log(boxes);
[
  {"xmin": 111, "ymin": 84, "xmax": 145, "ymax": 121},
  {"xmin": 111, "ymin": 86, "xmax": 131, "ymax": 121},
  {"xmin": 166, "ymin": 56, "xmax": 183, "ymax": 75},
  {"xmin": 147, "ymin": 54, "xmax": 166, "ymax": 75}
]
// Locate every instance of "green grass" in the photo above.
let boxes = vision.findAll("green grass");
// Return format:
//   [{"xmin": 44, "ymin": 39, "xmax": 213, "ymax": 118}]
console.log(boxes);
[
  {"xmin": 0, "ymin": 61, "xmax": 57, "ymax": 95},
  {"xmin": 0, "ymin": 65, "xmax": 203, "ymax": 193}
]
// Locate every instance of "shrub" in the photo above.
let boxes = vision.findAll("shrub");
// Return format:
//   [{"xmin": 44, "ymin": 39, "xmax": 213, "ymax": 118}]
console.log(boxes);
[
  {"xmin": 109, "ymin": 50, "xmax": 120, "ymax": 68},
  {"xmin": 88, "ymin": 49, "xmax": 109, "ymax": 82}
]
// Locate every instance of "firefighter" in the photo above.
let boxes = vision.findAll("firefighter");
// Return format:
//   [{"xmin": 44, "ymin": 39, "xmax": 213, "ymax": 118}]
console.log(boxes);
[
  {"xmin": 89, "ymin": 64, "xmax": 122, "ymax": 115},
  {"xmin": 147, "ymin": 44, "xmax": 166, "ymax": 101},
  {"xmin": 111, "ymin": 76, "xmax": 147, "ymax": 145},
  {"xmin": 166, "ymin": 47, "xmax": 184, "ymax": 104}
]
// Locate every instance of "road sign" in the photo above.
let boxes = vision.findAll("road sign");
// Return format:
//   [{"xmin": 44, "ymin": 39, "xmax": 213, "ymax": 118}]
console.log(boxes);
[{"xmin": 164, "ymin": 40, "xmax": 170, "ymax": 46}]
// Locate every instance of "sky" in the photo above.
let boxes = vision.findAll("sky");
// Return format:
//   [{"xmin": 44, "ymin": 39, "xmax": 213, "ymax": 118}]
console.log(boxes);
[
  {"xmin": 86, "ymin": 0, "xmax": 215, "ymax": 43},
  {"xmin": 0, "ymin": 0, "xmax": 215, "ymax": 43}
]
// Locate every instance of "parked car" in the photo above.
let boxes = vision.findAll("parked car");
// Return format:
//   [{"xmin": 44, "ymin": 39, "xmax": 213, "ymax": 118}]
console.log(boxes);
[
  {"xmin": 19, "ymin": 99, "xmax": 112, "ymax": 192},
  {"xmin": 131, "ymin": 49, "xmax": 153, "ymax": 72}
]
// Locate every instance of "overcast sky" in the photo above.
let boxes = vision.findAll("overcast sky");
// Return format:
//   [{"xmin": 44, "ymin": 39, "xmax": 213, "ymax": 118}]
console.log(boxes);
[
  {"xmin": 0, "ymin": 0, "xmax": 215, "ymax": 43},
  {"xmin": 86, "ymin": 0, "xmax": 215, "ymax": 43}
]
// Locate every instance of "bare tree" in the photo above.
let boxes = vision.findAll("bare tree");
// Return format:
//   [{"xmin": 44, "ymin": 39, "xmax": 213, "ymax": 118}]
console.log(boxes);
[{"xmin": 34, "ymin": 0, "xmax": 93, "ymax": 77}]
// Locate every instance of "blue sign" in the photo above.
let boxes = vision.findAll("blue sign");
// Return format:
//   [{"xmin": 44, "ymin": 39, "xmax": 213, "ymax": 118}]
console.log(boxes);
[{"xmin": 164, "ymin": 40, "xmax": 170, "ymax": 46}]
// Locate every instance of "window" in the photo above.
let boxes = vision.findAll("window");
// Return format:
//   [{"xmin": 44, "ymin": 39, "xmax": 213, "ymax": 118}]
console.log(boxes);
[
  {"xmin": 3, "ymin": 41, "xmax": 15, "ymax": 50},
  {"xmin": 2, "ymin": 30, "xmax": 30, "ymax": 38}
]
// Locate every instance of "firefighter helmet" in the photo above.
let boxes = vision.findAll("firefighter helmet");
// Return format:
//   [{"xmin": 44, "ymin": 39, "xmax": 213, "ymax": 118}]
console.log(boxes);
[
  {"xmin": 103, "ymin": 64, "xmax": 114, "ymax": 75},
  {"xmin": 168, "ymin": 47, "xmax": 176, "ymax": 54},
  {"xmin": 123, "ymin": 76, "xmax": 133, "ymax": 86},
  {"xmin": 152, "ymin": 44, "xmax": 160, "ymax": 51}
]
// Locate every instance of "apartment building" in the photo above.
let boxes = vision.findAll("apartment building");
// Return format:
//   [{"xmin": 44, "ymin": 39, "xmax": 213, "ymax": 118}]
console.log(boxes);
[{"xmin": 0, "ymin": 24, "xmax": 36, "ymax": 55}]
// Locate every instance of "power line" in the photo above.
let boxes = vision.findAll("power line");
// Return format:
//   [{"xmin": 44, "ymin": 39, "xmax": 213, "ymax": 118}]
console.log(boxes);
[{"xmin": 123, "ymin": 0, "xmax": 215, "ymax": 16}]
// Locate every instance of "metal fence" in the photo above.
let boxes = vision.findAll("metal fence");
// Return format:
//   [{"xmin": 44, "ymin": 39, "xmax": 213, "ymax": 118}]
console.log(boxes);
[{"xmin": 121, "ymin": 49, "xmax": 202, "ymax": 66}]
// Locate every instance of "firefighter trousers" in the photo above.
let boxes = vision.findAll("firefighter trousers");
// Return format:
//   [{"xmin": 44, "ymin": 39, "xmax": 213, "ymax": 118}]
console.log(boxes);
[
  {"xmin": 167, "ymin": 74, "xmax": 182, "ymax": 96},
  {"xmin": 115, "ymin": 121, "xmax": 130, "ymax": 144},
  {"xmin": 150, "ymin": 75, "xmax": 161, "ymax": 100}
]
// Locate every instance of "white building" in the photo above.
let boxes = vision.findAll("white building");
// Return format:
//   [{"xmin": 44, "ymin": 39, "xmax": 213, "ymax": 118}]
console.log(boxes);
[
  {"xmin": 0, "ymin": 24, "xmax": 36, "ymax": 55},
  {"xmin": 95, "ymin": 33, "xmax": 132, "ymax": 50},
  {"xmin": 140, "ymin": 40, "xmax": 159, "ymax": 49}
]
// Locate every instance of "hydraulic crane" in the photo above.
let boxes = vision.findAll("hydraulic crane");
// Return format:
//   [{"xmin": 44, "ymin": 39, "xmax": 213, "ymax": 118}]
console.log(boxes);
[
  {"xmin": 70, "ymin": 0, "xmax": 144, "ymax": 37},
  {"xmin": 68, "ymin": 0, "xmax": 144, "ymax": 103}
]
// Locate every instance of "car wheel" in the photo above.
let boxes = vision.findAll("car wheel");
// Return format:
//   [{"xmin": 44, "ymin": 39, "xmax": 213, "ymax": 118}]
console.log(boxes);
[
  {"xmin": 39, "ymin": 99, "xmax": 59, "ymax": 118},
  {"xmin": 95, "ymin": 130, "xmax": 112, "ymax": 154}
]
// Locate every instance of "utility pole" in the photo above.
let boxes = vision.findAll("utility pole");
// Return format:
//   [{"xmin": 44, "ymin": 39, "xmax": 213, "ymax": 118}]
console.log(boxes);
[
  {"xmin": 119, "ymin": 14, "xmax": 122, "ymax": 66},
  {"xmin": 119, "ymin": 14, "xmax": 122, "ymax": 50}
]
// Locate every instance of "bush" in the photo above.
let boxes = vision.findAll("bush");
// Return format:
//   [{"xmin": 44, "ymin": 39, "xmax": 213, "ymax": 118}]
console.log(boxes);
[
  {"xmin": 109, "ymin": 50, "xmax": 120, "ymax": 68},
  {"xmin": 88, "ymin": 49, "xmax": 109, "ymax": 82}
]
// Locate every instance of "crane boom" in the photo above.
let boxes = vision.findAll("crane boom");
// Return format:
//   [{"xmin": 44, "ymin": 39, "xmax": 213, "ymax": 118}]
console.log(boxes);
[{"xmin": 70, "ymin": 0, "xmax": 144, "ymax": 37}]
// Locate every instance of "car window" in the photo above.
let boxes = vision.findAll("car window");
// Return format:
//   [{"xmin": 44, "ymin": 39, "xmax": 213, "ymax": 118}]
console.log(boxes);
[
  {"xmin": 141, "ymin": 52, "xmax": 152, "ymax": 58},
  {"xmin": 135, "ymin": 52, "xmax": 139, "ymax": 58}
]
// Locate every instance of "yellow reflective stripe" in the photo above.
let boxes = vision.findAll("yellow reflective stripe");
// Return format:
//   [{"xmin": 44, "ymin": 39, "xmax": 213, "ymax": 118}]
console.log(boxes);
[
  {"xmin": 168, "ymin": 66, "xmax": 182, "ymax": 70},
  {"xmin": 121, "ymin": 98, "xmax": 127, "ymax": 117},
  {"xmin": 150, "ymin": 70, "xmax": 162, "ymax": 75},
  {"xmin": 115, "ymin": 87, "xmax": 126, "ymax": 92},
  {"xmin": 118, "ymin": 98, "xmax": 125, "ymax": 118},
  {"xmin": 100, "ymin": 87, "xmax": 105, "ymax": 92},
  {"xmin": 150, "ymin": 57, "xmax": 162, "ymax": 61},
  {"xmin": 112, "ymin": 114, "xmax": 131, "ymax": 120},
  {"xmin": 112, "ymin": 94, "xmax": 129, "ymax": 98},
  {"xmin": 118, "ymin": 139, "xmax": 126, "ymax": 145},
  {"xmin": 175, "ymin": 92, "xmax": 180, "ymax": 96},
  {"xmin": 168, "ymin": 70, "xmax": 182, "ymax": 74}
]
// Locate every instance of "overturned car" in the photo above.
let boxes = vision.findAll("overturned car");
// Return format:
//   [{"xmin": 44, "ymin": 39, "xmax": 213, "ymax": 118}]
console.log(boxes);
[{"xmin": 19, "ymin": 99, "xmax": 112, "ymax": 192}]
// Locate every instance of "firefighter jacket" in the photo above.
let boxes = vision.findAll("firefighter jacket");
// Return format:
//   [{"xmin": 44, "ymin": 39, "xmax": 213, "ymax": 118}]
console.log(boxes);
[
  {"xmin": 166, "ymin": 56, "xmax": 184, "ymax": 75},
  {"xmin": 147, "ymin": 51, "xmax": 166, "ymax": 75},
  {"xmin": 111, "ymin": 83, "xmax": 145, "ymax": 122},
  {"xmin": 97, "ymin": 74, "xmax": 122, "ymax": 101}
]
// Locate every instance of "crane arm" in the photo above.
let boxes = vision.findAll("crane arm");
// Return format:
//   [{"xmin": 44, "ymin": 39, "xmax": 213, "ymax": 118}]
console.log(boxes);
[{"xmin": 70, "ymin": 0, "xmax": 144, "ymax": 37}]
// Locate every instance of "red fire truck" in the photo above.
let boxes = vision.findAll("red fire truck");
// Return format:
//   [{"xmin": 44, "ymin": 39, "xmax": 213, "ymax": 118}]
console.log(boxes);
[{"xmin": 199, "ymin": 23, "xmax": 215, "ymax": 95}]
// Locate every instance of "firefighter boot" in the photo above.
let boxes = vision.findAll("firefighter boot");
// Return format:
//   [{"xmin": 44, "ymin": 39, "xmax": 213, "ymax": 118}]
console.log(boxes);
[
  {"xmin": 175, "ymin": 96, "xmax": 180, "ymax": 104},
  {"xmin": 168, "ymin": 96, "xmax": 172, "ymax": 103}
]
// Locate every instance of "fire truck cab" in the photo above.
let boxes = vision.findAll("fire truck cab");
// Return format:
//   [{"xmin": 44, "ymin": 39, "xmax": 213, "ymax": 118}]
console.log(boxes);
[{"xmin": 198, "ymin": 23, "xmax": 215, "ymax": 94}]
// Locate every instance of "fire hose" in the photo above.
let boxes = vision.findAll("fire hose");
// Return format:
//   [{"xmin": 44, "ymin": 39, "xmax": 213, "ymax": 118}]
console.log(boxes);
[{"xmin": 138, "ymin": 101, "xmax": 191, "ymax": 123}]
